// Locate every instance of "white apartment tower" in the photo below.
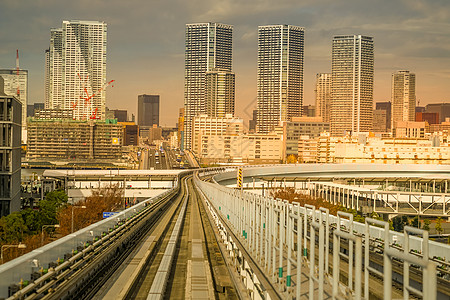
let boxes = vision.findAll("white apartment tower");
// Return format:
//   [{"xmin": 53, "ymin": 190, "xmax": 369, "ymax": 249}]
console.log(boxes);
[
  {"xmin": 391, "ymin": 70, "xmax": 416, "ymax": 128},
  {"xmin": 315, "ymin": 73, "xmax": 332, "ymax": 123},
  {"xmin": 257, "ymin": 25, "xmax": 304, "ymax": 134},
  {"xmin": 184, "ymin": 22, "xmax": 233, "ymax": 150},
  {"xmin": 45, "ymin": 21, "xmax": 107, "ymax": 120},
  {"xmin": 331, "ymin": 35, "xmax": 374, "ymax": 136}
]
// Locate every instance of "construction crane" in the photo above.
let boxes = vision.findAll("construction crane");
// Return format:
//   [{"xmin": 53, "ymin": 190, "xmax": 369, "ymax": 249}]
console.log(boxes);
[
  {"xmin": 74, "ymin": 73, "xmax": 115, "ymax": 119},
  {"xmin": 16, "ymin": 49, "xmax": 20, "ymax": 97}
]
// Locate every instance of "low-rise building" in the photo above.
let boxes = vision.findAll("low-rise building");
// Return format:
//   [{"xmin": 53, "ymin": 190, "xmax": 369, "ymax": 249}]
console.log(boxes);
[
  {"xmin": 335, "ymin": 136, "xmax": 450, "ymax": 164},
  {"xmin": 298, "ymin": 136, "xmax": 318, "ymax": 163},
  {"xmin": 27, "ymin": 119, "xmax": 122, "ymax": 161},
  {"xmin": 282, "ymin": 117, "xmax": 329, "ymax": 157},
  {"xmin": 198, "ymin": 133, "xmax": 282, "ymax": 164},
  {"xmin": 192, "ymin": 114, "xmax": 244, "ymax": 156},
  {"xmin": 119, "ymin": 122, "xmax": 139, "ymax": 146},
  {"xmin": 394, "ymin": 121, "xmax": 427, "ymax": 138}
]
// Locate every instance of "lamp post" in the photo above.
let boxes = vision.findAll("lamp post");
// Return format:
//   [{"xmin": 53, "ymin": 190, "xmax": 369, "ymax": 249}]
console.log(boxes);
[
  {"xmin": 1, "ymin": 243, "xmax": 26, "ymax": 264},
  {"xmin": 41, "ymin": 224, "xmax": 60, "ymax": 246},
  {"xmin": 71, "ymin": 205, "xmax": 87, "ymax": 233}
]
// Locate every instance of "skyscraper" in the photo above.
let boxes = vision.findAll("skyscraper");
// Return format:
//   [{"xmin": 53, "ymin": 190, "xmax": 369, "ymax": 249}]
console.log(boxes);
[
  {"xmin": 45, "ymin": 21, "xmax": 107, "ymax": 120},
  {"xmin": 205, "ymin": 69, "xmax": 235, "ymax": 117},
  {"xmin": 138, "ymin": 94, "xmax": 159, "ymax": 127},
  {"xmin": 315, "ymin": 73, "xmax": 332, "ymax": 123},
  {"xmin": 257, "ymin": 25, "xmax": 304, "ymax": 133},
  {"xmin": 331, "ymin": 35, "xmax": 374, "ymax": 136},
  {"xmin": 391, "ymin": 70, "xmax": 416, "ymax": 128},
  {"xmin": 184, "ymin": 22, "xmax": 233, "ymax": 150}
]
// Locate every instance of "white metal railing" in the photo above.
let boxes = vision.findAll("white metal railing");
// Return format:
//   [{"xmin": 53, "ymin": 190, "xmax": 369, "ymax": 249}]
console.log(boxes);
[{"xmin": 195, "ymin": 172, "xmax": 440, "ymax": 299}]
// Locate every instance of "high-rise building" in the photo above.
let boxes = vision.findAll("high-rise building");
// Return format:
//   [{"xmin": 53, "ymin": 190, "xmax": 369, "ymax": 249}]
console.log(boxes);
[
  {"xmin": 425, "ymin": 103, "xmax": 450, "ymax": 123},
  {"xmin": 184, "ymin": 22, "xmax": 233, "ymax": 150},
  {"xmin": 373, "ymin": 109, "xmax": 387, "ymax": 132},
  {"xmin": 0, "ymin": 69, "xmax": 28, "ymax": 141},
  {"xmin": 248, "ymin": 109, "xmax": 257, "ymax": 132},
  {"xmin": 205, "ymin": 69, "xmax": 235, "ymax": 117},
  {"xmin": 331, "ymin": 35, "xmax": 374, "ymax": 136},
  {"xmin": 138, "ymin": 94, "xmax": 159, "ymax": 127},
  {"xmin": 0, "ymin": 78, "xmax": 22, "ymax": 216},
  {"xmin": 45, "ymin": 21, "xmax": 107, "ymax": 120},
  {"xmin": 391, "ymin": 70, "xmax": 415, "ymax": 128},
  {"xmin": 257, "ymin": 25, "xmax": 304, "ymax": 133},
  {"xmin": 112, "ymin": 109, "xmax": 127, "ymax": 122},
  {"xmin": 376, "ymin": 102, "xmax": 392, "ymax": 130},
  {"xmin": 315, "ymin": 73, "xmax": 332, "ymax": 123}
]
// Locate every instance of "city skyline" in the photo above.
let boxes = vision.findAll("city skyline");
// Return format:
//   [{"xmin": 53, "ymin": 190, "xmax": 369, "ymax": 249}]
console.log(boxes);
[{"xmin": 0, "ymin": 0, "xmax": 449, "ymax": 126}]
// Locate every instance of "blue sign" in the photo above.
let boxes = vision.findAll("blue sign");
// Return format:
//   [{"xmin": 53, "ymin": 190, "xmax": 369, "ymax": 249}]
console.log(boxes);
[{"xmin": 103, "ymin": 212, "xmax": 119, "ymax": 218}]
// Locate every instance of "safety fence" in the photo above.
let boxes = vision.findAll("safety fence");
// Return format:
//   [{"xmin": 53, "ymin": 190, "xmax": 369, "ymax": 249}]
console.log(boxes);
[{"xmin": 195, "ymin": 173, "xmax": 441, "ymax": 299}]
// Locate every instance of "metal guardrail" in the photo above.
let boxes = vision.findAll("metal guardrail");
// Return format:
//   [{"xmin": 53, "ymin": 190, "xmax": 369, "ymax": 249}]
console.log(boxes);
[
  {"xmin": 195, "ymin": 170, "xmax": 442, "ymax": 299},
  {"xmin": 0, "ymin": 172, "xmax": 189, "ymax": 299}
]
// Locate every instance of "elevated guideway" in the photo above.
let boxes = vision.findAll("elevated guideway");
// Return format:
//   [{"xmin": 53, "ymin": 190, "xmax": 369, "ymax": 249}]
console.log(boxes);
[
  {"xmin": 1, "ymin": 165, "xmax": 449, "ymax": 299},
  {"xmin": 217, "ymin": 164, "xmax": 450, "ymax": 218}
]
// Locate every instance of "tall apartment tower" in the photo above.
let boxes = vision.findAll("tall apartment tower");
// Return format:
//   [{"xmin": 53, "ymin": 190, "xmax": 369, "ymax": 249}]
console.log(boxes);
[
  {"xmin": 138, "ymin": 94, "xmax": 160, "ymax": 126},
  {"xmin": 331, "ymin": 35, "xmax": 374, "ymax": 136},
  {"xmin": 315, "ymin": 73, "xmax": 332, "ymax": 123},
  {"xmin": 205, "ymin": 69, "xmax": 235, "ymax": 117},
  {"xmin": 0, "ymin": 69, "xmax": 28, "ymax": 142},
  {"xmin": 184, "ymin": 22, "xmax": 233, "ymax": 150},
  {"xmin": 45, "ymin": 21, "xmax": 107, "ymax": 120},
  {"xmin": 257, "ymin": 25, "xmax": 304, "ymax": 134},
  {"xmin": 391, "ymin": 70, "xmax": 416, "ymax": 128}
]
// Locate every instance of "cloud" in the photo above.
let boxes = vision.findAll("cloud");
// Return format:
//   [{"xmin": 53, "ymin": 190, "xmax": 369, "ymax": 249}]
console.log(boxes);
[{"xmin": 0, "ymin": 0, "xmax": 449, "ymax": 124}]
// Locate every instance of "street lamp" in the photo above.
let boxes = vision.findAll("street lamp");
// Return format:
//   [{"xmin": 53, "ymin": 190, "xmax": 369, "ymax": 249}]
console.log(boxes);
[
  {"xmin": 71, "ymin": 205, "xmax": 87, "ymax": 233},
  {"xmin": 41, "ymin": 224, "xmax": 60, "ymax": 246},
  {"xmin": 1, "ymin": 243, "xmax": 26, "ymax": 264}
]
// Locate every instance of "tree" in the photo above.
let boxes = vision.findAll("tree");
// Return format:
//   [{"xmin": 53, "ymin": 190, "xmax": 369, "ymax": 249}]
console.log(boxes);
[
  {"xmin": 435, "ymin": 217, "xmax": 443, "ymax": 235},
  {"xmin": 392, "ymin": 216, "xmax": 403, "ymax": 232},
  {"xmin": 423, "ymin": 219, "xmax": 431, "ymax": 231},
  {"xmin": 39, "ymin": 190, "xmax": 68, "ymax": 226},
  {"xmin": 286, "ymin": 155, "xmax": 297, "ymax": 164},
  {"xmin": 411, "ymin": 216, "xmax": 420, "ymax": 228}
]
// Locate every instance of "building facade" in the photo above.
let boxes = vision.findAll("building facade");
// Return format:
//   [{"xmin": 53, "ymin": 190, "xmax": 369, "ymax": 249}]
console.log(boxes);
[
  {"xmin": 375, "ymin": 102, "xmax": 392, "ymax": 131},
  {"xmin": 0, "ymin": 69, "xmax": 28, "ymax": 141},
  {"xmin": 191, "ymin": 114, "xmax": 244, "ymax": 156},
  {"xmin": 335, "ymin": 137, "xmax": 450, "ymax": 165},
  {"xmin": 393, "ymin": 121, "xmax": 427, "ymax": 138},
  {"xmin": 331, "ymin": 35, "xmax": 374, "ymax": 136},
  {"xmin": 282, "ymin": 117, "xmax": 330, "ymax": 156},
  {"xmin": 373, "ymin": 110, "xmax": 388, "ymax": 133},
  {"xmin": 205, "ymin": 69, "xmax": 235, "ymax": 117},
  {"xmin": 184, "ymin": 22, "xmax": 233, "ymax": 150},
  {"xmin": 118, "ymin": 122, "xmax": 138, "ymax": 146},
  {"xmin": 198, "ymin": 133, "xmax": 283, "ymax": 164},
  {"xmin": 27, "ymin": 119, "xmax": 122, "ymax": 161},
  {"xmin": 315, "ymin": 73, "xmax": 332, "ymax": 123},
  {"xmin": 0, "ymin": 81, "xmax": 22, "ymax": 216},
  {"xmin": 391, "ymin": 70, "xmax": 416, "ymax": 128},
  {"xmin": 138, "ymin": 94, "xmax": 159, "ymax": 127},
  {"xmin": 45, "ymin": 21, "xmax": 107, "ymax": 120},
  {"xmin": 257, "ymin": 25, "xmax": 304, "ymax": 133},
  {"xmin": 425, "ymin": 103, "xmax": 450, "ymax": 123}
]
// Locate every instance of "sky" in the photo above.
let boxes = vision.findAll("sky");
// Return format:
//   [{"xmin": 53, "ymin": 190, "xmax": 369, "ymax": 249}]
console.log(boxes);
[{"xmin": 0, "ymin": 0, "xmax": 449, "ymax": 126}]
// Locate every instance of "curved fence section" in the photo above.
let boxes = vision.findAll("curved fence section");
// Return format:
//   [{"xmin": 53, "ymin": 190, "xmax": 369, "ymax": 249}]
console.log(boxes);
[{"xmin": 195, "ymin": 171, "xmax": 444, "ymax": 299}]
